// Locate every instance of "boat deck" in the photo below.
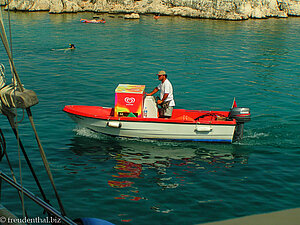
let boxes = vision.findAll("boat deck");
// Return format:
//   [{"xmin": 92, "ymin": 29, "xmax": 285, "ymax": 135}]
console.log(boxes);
[{"xmin": 63, "ymin": 105, "xmax": 236, "ymax": 125}]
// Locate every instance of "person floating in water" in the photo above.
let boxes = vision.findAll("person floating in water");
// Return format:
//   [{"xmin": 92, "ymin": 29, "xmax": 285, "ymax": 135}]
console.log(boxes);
[
  {"xmin": 154, "ymin": 14, "xmax": 160, "ymax": 20},
  {"xmin": 51, "ymin": 44, "xmax": 76, "ymax": 51},
  {"xmin": 68, "ymin": 44, "xmax": 76, "ymax": 49}
]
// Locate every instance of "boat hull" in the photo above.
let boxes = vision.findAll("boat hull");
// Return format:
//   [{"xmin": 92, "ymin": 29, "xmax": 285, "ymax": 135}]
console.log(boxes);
[{"xmin": 66, "ymin": 113, "xmax": 235, "ymax": 143}]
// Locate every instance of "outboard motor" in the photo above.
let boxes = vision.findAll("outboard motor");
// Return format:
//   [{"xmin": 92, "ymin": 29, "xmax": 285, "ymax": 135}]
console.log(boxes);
[{"xmin": 229, "ymin": 107, "xmax": 251, "ymax": 142}]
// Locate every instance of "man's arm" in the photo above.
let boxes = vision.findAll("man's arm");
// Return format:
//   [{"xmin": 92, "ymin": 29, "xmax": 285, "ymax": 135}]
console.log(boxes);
[
  {"xmin": 157, "ymin": 93, "xmax": 169, "ymax": 105},
  {"xmin": 147, "ymin": 87, "xmax": 159, "ymax": 96}
]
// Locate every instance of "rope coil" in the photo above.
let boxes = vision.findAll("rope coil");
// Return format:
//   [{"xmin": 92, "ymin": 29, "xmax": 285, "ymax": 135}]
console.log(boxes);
[{"xmin": 0, "ymin": 63, "xmax": 6, "ymax": 89}]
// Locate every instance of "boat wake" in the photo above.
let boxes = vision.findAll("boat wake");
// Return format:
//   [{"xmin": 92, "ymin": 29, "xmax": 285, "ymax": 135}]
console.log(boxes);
[
  {"xmin": 244, "ymin": 131, "xmax": 270, "ymax": 139},
  {"xmin": 73, "ymin": 126, "xmax": 186, "ymax": 147},
  {"xmin": 240, "ymin": 123, "xmax": 299, "ymax": 149},
  {"xmin": 73, "ymin": 127, "xmax": 103, "ymax": 140}
]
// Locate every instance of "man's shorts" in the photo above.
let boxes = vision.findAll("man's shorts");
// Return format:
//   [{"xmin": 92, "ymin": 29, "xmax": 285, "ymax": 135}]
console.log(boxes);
[
  {"xmin": 159, "ymin": 101, "xmax": 173, "ymax": 117},
  {"xmin": 163, "ymin": 106, "xmax": 173, "ymax": 117}
]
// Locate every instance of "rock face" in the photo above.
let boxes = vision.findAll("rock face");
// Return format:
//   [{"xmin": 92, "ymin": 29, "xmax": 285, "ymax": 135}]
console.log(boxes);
[
  {"xmin": 1, "ymin": 0, "xmax": 300, "ymax": 20},
  {"xmin": 124, "ymin": 13, "xmax": 140, "ymax": 19}
]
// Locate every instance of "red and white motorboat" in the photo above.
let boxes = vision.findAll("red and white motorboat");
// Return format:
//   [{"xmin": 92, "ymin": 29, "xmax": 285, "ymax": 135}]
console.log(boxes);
[
  {"xmin": 63, "ymin": 102, "xmax": 250, "ymax": 143},
  {"xmin": 63, "ymin": 84, "xmax": 250, "ymax": 143}
]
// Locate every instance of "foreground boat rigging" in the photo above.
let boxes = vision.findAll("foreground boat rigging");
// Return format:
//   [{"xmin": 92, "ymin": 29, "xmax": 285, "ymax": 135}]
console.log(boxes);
[{"xmin": 0, "ymin": 7, "xmax": 114, "ymax": 225}]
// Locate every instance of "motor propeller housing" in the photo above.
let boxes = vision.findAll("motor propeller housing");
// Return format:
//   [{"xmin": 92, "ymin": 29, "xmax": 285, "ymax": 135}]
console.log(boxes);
[
  {"xmin": 229, "ymin": 107, "xmax": 251, "ymax": 142},
  {"xmin": 229, "ymin": 107, "xmax": 251, "ymax": 123}
]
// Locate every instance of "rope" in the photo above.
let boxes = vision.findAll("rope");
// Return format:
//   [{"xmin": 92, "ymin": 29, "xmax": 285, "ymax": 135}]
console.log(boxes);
[
  {"xmin": 0, "ymin": 64, "xmax": 6, "ymax": 89},
  {"xmin": 0, "ymin": 128, "xmax": 6, "ymax": 162},
  {"xmin": 6, "ymin": 116, "xmax": 54, "ymax": 219},
  {"xmin": 0, "ymin": 127, "xmax": 30, "ymax": 220},
  {"xmin": 0, "ymin": 84, "xmax": 17, "ymax": 108},
  {"xmin": 195, "ymin": 112, "xmax": 225, "ymax": 121},
  {"xmin": 2, "ymin": 4, "xmax": 28, "ymax": 219},
  {"xmin": 0, "ymin": 9, "xmax": 24, "ymax": 92}
]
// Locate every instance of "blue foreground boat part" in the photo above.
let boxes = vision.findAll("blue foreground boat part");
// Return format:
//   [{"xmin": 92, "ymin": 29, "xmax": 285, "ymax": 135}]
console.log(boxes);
[{"xmin": 74, "ymin": 218, "xmax": 115, "ymax": 225}]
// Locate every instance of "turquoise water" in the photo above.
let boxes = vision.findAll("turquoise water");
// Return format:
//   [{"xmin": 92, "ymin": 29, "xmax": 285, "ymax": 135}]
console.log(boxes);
[{"xmin": 0, "ymin": 11, "xmax": 299, "ymax": 224}]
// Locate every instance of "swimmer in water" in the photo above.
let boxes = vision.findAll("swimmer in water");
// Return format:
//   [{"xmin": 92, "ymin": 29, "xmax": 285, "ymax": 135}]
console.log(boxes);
[
  {"xmin": 68, "ymin": 44, "xmax": 76, "ymax": 49},
  {"xmin": 51, "ymin": 44, "xmax": 76, "ymax": 51}
]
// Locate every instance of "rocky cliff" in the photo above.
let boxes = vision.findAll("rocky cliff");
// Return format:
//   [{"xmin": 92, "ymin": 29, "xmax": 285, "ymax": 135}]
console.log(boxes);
[{"xmin": 1, "ymin": 0, "xmax": 300, "ymax": 20}]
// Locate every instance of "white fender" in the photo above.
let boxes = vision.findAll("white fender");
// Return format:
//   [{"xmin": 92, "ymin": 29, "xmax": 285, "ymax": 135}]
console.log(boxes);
[
  {"xmin": 107, "ymin": 121, "xmax": 121, "ymax": 128},
  {"xmin": 195, "ymin": 126, "xmax": 212, "ymax": 132}
]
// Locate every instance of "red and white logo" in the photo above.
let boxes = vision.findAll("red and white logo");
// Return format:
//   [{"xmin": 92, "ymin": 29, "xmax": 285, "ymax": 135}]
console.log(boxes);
[{"xmin": 124, "ymin": 97, "xmax": 135, "ymax": 104}]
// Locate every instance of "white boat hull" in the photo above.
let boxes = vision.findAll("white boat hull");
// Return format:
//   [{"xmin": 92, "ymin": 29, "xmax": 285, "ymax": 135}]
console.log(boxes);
[{"xmin": 68, "ymin": 114, "xmax": 236, "ymax": 143}]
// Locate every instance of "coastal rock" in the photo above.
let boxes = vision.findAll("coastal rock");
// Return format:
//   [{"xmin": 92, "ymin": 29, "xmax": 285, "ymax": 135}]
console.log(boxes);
[
  {"xmin": 49, "ymin": 0, "xmax": 83, "ymax": 13},
  {"xmin": 78, "ymin": 0, "xmax": 94, "ymax": 11},
  {"xmin": 2, "ymin": 0, "xmax": 300, "ymax": 20},
  {"xmin": 49, "ymin": 0, "xmax": 63, "ymax": 13},
  {"xmin": 62, "ymin": 0, "xmax": 83, "ymax": 13},
  {"xmin": 124, "ymin": 13, "xmax": 140, "ymax": 19},
  {"xmin": 30, "ymin": 0, "xmax": 50, "ymax": 11},
  {"xmin": 278, "ymin": 0, "xmax": 300, "ymax": 16},
  {"xmin": 4, "ymin": 0, "xmax": 32, "ymax": 11},
  {"xmin": 235, "ymin": 0, "xmax": 288, "ymax": 19}
]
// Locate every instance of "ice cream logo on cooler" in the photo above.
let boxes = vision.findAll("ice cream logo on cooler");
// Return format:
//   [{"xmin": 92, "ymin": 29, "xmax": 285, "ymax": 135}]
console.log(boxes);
[{"xmin": 124, "ymin": 97, "xmax": 135, "ymax": 104}]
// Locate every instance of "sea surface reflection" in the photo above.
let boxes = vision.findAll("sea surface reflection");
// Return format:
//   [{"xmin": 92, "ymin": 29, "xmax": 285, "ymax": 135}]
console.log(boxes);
[
  {"xmin": 63, "ymin": 129, "xmax": 253, "ymax": 223},
  {"xmin": 67, "ymin": 128, "xmax": 249, "ymax": 191}
]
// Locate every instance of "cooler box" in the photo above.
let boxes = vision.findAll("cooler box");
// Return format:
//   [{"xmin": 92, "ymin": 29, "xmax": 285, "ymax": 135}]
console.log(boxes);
[
  {"xmin": 143, "ymin": 96, "xmax": 158, "ymax": 118},
  {"xmin": 114, "ymin": 84, "xmax": 145, "ymax": 117}
]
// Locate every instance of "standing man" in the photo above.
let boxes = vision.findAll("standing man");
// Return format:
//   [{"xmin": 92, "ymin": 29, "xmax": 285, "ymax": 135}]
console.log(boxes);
[{"xmin": 147, "ymin": 70, "xmax": 175, "ymax": 118}]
